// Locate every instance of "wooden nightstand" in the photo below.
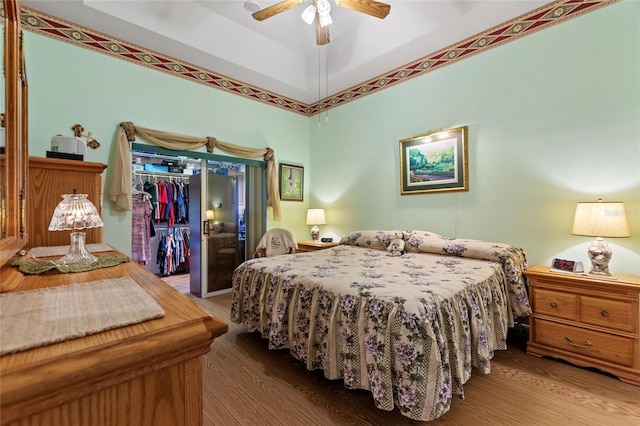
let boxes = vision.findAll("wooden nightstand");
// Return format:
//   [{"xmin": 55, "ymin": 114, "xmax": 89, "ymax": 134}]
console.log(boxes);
[
  {"xmin": 297, "ymin": 240, "xmax": 339, "ymax": 252},
  {"xmin": 525, "ymin": 264, "xmax": 640, "ymax": 385}
]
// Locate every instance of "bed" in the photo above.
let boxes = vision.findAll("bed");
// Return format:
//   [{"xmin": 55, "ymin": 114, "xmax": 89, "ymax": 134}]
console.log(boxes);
[{"xmin": 230, "ymin": 230, "xmax": 531, "ymax": 421}]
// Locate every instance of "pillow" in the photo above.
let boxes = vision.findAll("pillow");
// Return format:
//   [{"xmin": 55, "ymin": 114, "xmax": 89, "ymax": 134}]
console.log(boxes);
[{"xmin": 339, "ymin": 230, "xmax": 410, "ymax": 251}]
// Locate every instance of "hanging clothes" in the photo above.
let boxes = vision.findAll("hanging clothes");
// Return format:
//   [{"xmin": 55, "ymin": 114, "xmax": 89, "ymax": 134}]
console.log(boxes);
[
  {"xmin": 143, "ymin": 179, "xmax": 159, "ymax": 222},
  {"xmin": 156, "ymin": 227, "xmax": 190, "ymax": 276},
  {"xmin": 131, "ymin": 195, "xmax": 153, "ymax": 264},
  {"xmin": 163, "ymin": 180, "xmax": 175, "ymax": 227},
  {"xmin": 157, "ymin": 180, "xmax": 169, "ymax": 223}
]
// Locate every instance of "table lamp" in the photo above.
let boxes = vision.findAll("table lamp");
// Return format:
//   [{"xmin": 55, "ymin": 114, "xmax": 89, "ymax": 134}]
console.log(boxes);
[
  {"xmin": 306, "ymin": 208, "xmax": 326, "ymax": 242},
  {"xmin": 571, "ymin": 199, "xmax": 630, "ymax": 277},
  {"xmin": 48, "ymin": 192, "xmax": 104, "ymax": 266},
  {"xmin": 205, "ymin": 209, "xmax": 215, "ymax": 233}
]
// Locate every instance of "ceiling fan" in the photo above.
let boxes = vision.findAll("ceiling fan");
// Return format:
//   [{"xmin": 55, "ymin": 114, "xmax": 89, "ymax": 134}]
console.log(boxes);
[{"xmin": 251, "ymin": 0, "xmax": 391, "ymax": 46}]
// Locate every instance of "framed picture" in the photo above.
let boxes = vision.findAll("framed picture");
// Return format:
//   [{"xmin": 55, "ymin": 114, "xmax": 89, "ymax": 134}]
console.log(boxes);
[
  {"xmin": 279, "ymin": 163, "xmax": 304, "ymax": 201},
  {"xmin": 399, "ymin": 126, "xmax": 468, "ymax": 195}
]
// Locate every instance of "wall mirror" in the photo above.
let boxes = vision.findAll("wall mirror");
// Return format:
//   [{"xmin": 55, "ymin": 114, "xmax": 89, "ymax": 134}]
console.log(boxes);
[{"xmin": 0, "ymin": 0, "xmax": 29, "ymax": 267}]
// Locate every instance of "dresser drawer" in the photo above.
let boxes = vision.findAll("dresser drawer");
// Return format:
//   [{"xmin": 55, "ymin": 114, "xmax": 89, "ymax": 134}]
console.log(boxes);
[
  {"xmin": 533, "ymin": 288, "xmax": 577, "ymax": 321},
  {"xmin": 532, "ymin": 319, "xmax": 634, "ymax": 367},
  {"xmin": 580, "ymin": 296, "xmax": 637, "ymax": 333}
]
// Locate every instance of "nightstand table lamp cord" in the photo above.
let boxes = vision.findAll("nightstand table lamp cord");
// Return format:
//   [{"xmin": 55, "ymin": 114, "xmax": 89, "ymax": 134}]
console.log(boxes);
[{"xmin": 571, "ymin": 199, "xmax": 630, "ymax": 277}]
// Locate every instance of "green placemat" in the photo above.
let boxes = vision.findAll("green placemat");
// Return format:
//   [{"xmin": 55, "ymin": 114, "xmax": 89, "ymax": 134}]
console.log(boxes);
[{"xmin": 12, "ymin": 255, "xmax": 130, "ymax": 275}]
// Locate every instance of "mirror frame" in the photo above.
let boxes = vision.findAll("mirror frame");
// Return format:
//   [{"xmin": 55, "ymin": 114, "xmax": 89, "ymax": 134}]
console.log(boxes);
[{"xmin": 0, "ymin": 0, "xmax": 28, "ymax": 266}]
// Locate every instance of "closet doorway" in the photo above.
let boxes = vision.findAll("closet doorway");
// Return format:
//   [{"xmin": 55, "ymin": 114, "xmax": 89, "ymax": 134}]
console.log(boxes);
[{"xmin": 131, "ymin": 144, "xmax": 266, "ymax": 297}]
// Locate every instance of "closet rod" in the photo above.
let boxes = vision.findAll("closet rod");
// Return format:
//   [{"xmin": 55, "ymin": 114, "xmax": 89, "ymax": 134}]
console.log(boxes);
[
  {"xmin": 133, "ymin": 150, "xmax": 200, "ymax": 165},
  {"xmin": 135, "ymin": 171, "xmax": 193, "ymax": 179},
  {"xmin": 157, "ymin": 224, "xmax": 190, "ymax": 229}
]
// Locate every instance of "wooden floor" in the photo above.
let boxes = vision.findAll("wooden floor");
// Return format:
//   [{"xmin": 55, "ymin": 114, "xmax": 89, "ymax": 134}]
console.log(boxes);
[
  {"xmin": 160, "ymin": 273, "xmax": 190, "ymax": 294},
  {"xmin": 190, "ymin": 292, "xmax": 640, "ymax": 426}
]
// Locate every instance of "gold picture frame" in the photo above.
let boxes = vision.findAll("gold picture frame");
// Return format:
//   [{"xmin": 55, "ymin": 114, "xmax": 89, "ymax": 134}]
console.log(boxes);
[
  {"xmin": 279, "ymin": 163, "xmax": 304, "ymax": 201},
  {"xmin": 399, "ymin": 126, "xmax": 468, "ymax": 195}
]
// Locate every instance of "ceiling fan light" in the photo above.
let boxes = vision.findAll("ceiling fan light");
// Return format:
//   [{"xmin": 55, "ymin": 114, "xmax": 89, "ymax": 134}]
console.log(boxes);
[
  {"xmin": 301, "ymin": 4, "xmax": 316, "ymax": 25},
  {"xmin": 319, "ymin": 13, "xmax": 332, "ymax": 27},
  {"xmin": 243, "ymin": 1, "xmax": 261, "ymax": 13},
  {"xmin": 317, "ymin": 0, "xmax": 331, "ymax": 16}
]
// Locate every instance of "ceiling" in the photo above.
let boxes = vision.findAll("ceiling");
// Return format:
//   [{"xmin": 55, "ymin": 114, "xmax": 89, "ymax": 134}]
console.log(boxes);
[{"xmin": 22, "ymin": 0, "xmax": 560, "ymax": 105}]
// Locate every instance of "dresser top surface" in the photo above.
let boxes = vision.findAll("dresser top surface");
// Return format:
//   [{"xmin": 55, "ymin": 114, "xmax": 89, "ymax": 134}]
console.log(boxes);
[
  {"xmin": 525, "ymin": 264, "xmax": 640, "ymax": 287},
  {"xmin": 0, "ymin": 251, "xmax": 227, "ymax": 400}
]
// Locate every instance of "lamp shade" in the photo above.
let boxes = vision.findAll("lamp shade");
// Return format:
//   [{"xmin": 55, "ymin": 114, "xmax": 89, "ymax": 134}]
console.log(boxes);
[
  {"xmin": 572, "ymin": 201, "xmax": 630, "ymax": 238},
  {"xmin": 205, "ymin": 209, "xmax": 215, "ymax": 220},
  {"xmin": 48, "ymin": 193, "xmax": 103, "ymax": 231},
  {"xmin": 306, "ymin": 209, "xmax": 326, "ymax": 226}
]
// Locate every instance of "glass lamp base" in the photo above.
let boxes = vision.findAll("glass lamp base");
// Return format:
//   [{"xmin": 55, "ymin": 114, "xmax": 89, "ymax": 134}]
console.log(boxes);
[
  {"xmin": 57, "ymin": 231, "xmax": 98, "ymax": 266},
  {"xmin": 587, "ymin": 237, "xmax": 613, "ymax": 276},
  {"xmin": 310, "ymin": 225, "xmax": 320, "ymax": 242}
]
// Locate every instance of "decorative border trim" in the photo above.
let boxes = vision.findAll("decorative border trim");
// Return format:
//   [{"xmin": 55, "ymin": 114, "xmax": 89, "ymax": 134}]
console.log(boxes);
[
  {"xmin": 313, "ymin": 0, "xmax": 618, "ymax": 115},
  {"xmin": 11, "ymin": 0, "xmax": 618, "ymax": 116}
]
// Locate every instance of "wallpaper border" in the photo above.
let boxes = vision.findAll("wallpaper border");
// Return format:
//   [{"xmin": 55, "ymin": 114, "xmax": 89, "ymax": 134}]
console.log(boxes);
[{"xmin": 12, "ymin": 0, "xmax": 619, "ymax": 117}]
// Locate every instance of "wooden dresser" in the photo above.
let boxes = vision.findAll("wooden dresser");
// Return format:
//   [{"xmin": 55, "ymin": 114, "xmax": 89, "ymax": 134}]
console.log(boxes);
[
  {"xmin": 0, "ymin": 252, "xmax": 228, "ymax": 425},
  {"xmin": 26, "ymin": 157, "xmax": 107, "ymax": 249},
  {"xmin": 525, "ymin": 264, "xmax": 640, "ymax": 385}
]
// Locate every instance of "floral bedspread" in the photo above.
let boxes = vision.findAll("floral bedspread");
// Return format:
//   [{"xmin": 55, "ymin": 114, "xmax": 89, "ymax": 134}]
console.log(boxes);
[{"xmin": 231, "ymin": 230, "xmax": 531, "ymax": 421}]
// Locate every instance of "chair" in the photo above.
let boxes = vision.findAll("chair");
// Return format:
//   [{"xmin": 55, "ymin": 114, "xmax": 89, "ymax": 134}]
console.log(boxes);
[{"xmin": 251, "ymin": 228, "xmax": 298, "ymax": 258}]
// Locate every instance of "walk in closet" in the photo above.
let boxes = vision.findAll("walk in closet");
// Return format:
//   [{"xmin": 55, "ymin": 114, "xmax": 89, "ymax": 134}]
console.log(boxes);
[
  {"xmin": 131, "ymin": 145, "xmax": 260, "ymax": 297},
  {"xmin": 132, "ymin": 150, "xmax": 196, "ymax": 277}
]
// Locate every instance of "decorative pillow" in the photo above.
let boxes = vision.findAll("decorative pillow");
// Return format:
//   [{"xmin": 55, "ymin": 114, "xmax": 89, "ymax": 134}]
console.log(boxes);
[
  {"xmin": 339, "ymin": 230, "xmax": 411, "ymax": 251},
  {"xmin": 403, "ymin": 231, "xmax": 522, "ymax": 264},
  {"xmin": 212, "ymin": 223, "xmax": 223, "ymax": 233}
]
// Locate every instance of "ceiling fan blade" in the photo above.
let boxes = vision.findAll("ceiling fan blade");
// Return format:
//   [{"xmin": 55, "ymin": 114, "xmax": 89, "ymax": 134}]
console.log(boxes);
[
  {"xmin": 336, "ymin": 0, "xmax": 390, "ymax": 19},
  {"xmin": 252, "ymin": 0, "xmax": 303, "ymax": 21},
  {"xmin": 315, "ymin": 14, "xmax": 330, "ymax": 45}
]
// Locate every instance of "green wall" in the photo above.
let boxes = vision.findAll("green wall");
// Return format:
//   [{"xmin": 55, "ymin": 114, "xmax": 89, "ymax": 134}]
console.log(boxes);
[
  {"xmin": 308, "ymin": 0, "xmax": 639, "ymax": 275},
  {"xmin": 24, "ymin": 0, "xmax": 639, "ymax": 274},
  {"xmin": 25, "ymin": 30, "xmax": 309, "ymax": 255}
]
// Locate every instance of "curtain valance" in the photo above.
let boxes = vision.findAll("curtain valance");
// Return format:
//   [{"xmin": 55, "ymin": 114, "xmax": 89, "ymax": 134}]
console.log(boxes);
[{"xmin": 107, "ymin": 121, "xmax": 281, "ymax": 220}]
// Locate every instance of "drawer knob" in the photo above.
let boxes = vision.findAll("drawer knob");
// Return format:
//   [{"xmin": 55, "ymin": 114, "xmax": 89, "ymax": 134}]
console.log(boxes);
[
  {"xmin": 550, "ymin": 302, "xmax": 558, "ymax": 309},
  {"xmin": 565, "ymin": 336, "xmax": 592, "ymax": 349},
  {"xmin": 601, "ymin": 310, "xmax": 609, "ymax": 317}
]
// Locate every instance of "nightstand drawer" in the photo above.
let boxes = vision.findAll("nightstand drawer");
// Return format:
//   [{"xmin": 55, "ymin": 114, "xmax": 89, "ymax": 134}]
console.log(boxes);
[
  {"xmin": 580, "ymin": 296, "xmax": 637, "ymax": 333},
  {"xmin": 533, "ymin": 319, "xmax": 634, "ymax": 367},
  {"xmin": 533, "ymin": 288, "xmax": 577, "ymax": 321}
]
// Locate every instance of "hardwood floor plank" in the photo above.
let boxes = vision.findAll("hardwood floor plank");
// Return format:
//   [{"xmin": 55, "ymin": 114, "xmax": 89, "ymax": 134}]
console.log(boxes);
[
  {"xmin": 160, "ymin": 273, "xmax": 190, "ymax": 294},
  {"xmin": 191, "ymin": 293, "xmax": 640, "ymax": 425}
]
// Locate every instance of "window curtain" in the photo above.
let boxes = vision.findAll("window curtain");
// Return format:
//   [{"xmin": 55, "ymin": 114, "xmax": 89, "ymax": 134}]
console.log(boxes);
[
  {"xmin": 244, "ymin": 164, "xmax": 266, "ymax": 258},
  {"xmin": 108, "ymin": 121, "xmax": 281, "ymax": 220}
]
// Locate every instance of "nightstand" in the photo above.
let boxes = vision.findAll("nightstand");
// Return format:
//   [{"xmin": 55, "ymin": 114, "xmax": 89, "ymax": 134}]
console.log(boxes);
[
  {"xmin": 525, "ymin": 264, "xmax": 640, "ymax": 385},
  {"xmin": 297, "ymin": 240, "xmax": 339, "ymax": 252}
]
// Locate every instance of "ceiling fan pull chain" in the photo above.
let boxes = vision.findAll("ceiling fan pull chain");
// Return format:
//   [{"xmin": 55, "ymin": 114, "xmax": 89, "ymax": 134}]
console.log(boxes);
[
  {"xmin": 325, "ymin": 47, "xmax": 329, "ymax": 122},
  {"xmin": 318, "ymin": 48, "xmax": 322, "ymax": 128}
]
